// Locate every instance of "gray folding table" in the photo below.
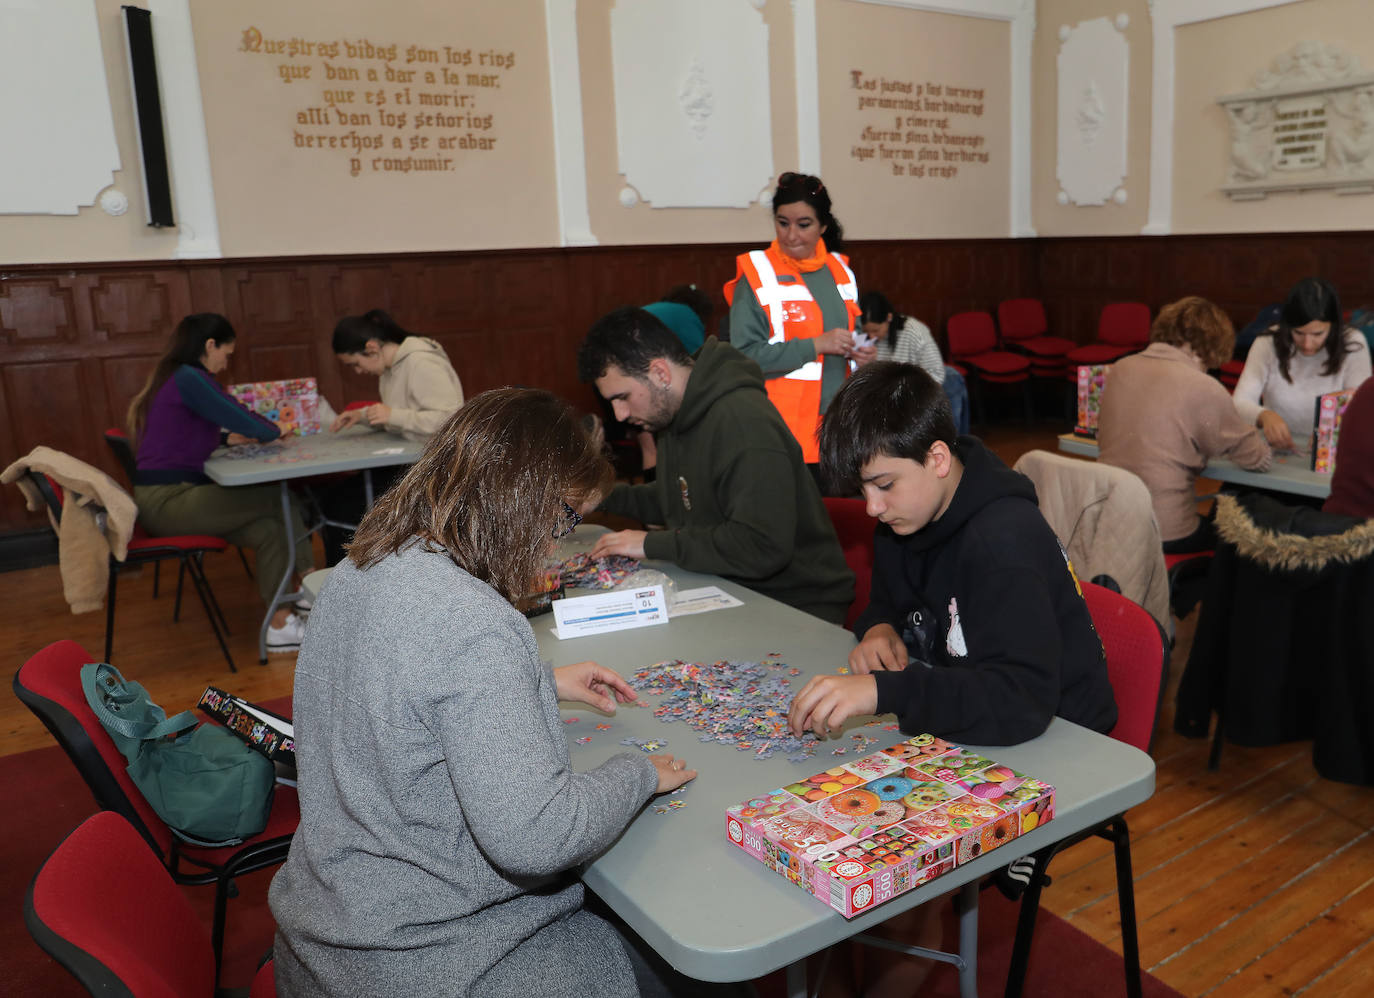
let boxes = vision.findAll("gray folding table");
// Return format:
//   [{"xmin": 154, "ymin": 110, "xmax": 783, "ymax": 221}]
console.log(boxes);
[
  {"xmin": 1057, "ymin": 432, "xmax": 1331, "ymax": 499},
  {"xmin": 531, "ymin": 529, "xmax": 1156, "ymax": 996},
  {"xmin": 203, "ymin": 427, "xmax": 422, "ymax": 661}
]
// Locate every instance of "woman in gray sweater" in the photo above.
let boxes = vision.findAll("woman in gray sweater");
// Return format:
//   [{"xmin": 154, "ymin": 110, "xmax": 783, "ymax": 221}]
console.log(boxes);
[{"xmin": 269, "ymin": 388, "xmax": 695, "ymax": 997}]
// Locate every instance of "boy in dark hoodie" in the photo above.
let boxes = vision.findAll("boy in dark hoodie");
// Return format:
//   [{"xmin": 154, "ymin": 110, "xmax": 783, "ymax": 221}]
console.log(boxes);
[
  {"xmin": 788, "ymin": 361, "xmax": 1117, "ymax": 744},
  {"xmin": 577, "ymin": 306, "xmax": 854, "ymax": 623},
  {"xmin": 787, "ymin": 361, "xmax": 1117, "ymax": 998}
]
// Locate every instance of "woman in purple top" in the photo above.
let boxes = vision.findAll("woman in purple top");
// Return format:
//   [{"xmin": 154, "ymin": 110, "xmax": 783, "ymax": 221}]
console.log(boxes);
[{"xmin": 126, "ymin": 314, "xmax": 315, "ymax": 652}]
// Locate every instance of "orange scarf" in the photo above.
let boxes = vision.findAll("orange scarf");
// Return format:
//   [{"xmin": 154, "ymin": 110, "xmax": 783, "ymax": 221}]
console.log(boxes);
[{"xmin": 768, "ymin": 237, "xmax": 832, "ymax": 275}]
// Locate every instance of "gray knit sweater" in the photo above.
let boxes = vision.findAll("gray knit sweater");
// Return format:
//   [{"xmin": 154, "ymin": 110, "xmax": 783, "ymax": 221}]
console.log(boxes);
[{"xmin": 268, "ymin": 543, "xmax": 659, "ymax": 997}]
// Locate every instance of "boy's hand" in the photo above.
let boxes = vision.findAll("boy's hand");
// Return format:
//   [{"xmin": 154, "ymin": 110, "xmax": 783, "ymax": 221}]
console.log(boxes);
[
  {"xmin": 849, "ymin": 623, "xmax": 908, "ymax": 674},
  {"xmin": 788, "ymin": 674, "xmax": 878, "ymax": 737},
  {"xmin": 590, "ymin": 529, "xmax": 647, "ymax": 560},
  {"xmin": 648, "ymin": 754, "xmax": 697, "ymax": 793}
]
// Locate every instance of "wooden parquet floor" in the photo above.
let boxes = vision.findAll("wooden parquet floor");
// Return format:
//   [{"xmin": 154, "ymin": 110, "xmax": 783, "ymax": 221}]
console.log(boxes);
[{"xmin": 3, "ymin": 420, "xmax": 1371, "ymax": 997}]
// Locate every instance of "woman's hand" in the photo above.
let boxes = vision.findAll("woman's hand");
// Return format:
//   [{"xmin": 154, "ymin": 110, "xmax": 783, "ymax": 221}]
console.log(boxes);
[
  {"xmin": 648, "ymin": 753, "xmax": 697, "ymax": 794},
  {"xmin": 331, "ymin": 408, "xmax": 366, "ymax": 432},
  {"xmin": 814, "ymin": 327, "xmax": 855, "ymax": 357},
  {"xmin": 849, "ymin": 623, "xmax": 908, "ymax": 674},
  {"xmin": 367, "ymin": 403, "xmax": 392, "ymax": 427},
  {"xmin": 225, "ymin": 432, "xmax": 252, "ymax": 447},
  {"xmin": 1258, "ymin": 409, "xmax": 1294, "ymax": 451},
  {"xmin": 850, "ymin": 343, "xmax": 879, "ymax": 367},
  {"xmin": 554, "ymin": 660, "xmax": 639, "ymax": 713},
  {"xmin": 787, "ymin": 674, "xmax": 878, "ymax": 737}
]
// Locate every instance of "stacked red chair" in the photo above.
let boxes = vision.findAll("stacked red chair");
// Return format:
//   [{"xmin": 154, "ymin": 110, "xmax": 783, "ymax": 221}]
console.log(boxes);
[{"xmin": 997, "ymin": 298, "xmax": 1075, "ymax": 378}]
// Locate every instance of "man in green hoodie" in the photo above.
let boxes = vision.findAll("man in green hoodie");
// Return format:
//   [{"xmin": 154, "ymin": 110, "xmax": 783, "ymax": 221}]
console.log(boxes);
[{"xmin": 577, "ymin": 306, "xmax": 854, "ymax": 624}]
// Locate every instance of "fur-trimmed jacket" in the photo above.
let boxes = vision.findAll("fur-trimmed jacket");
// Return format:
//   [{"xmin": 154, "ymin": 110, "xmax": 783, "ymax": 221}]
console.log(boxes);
[{"xmin": 1176, "ymin": 493, "xmax": 1374, "ymax": 785}]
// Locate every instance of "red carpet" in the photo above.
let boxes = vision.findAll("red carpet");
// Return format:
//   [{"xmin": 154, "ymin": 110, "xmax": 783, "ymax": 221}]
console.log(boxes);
[{"xmin": 3, "ymin": 742, "xmax": 1184, "ymax": 997}]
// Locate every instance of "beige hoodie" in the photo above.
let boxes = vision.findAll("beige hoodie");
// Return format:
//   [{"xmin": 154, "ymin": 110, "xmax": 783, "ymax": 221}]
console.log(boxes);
[{"xmin": 378, "ymin": 337, "xmax": 464, "ymax": 441}]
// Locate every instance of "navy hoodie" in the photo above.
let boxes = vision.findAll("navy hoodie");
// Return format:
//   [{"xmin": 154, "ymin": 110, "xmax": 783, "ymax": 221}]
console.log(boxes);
[{"xmin": 857, "ymin": 438, "xmax": 1117, "ymax": 745}]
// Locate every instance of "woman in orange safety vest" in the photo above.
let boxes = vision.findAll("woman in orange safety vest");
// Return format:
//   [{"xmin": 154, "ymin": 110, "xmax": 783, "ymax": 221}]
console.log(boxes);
[{"xmin": 724, "ymin": 172, "xmax": 871, "ymax": 470}]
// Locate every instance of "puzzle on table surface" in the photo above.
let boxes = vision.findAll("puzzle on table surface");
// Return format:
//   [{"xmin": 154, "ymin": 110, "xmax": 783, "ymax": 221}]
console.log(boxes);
[
  {"xmin": 228, "ymin": 378, "xmax": 321, "ymax": 437},
  {"xmin": 626, "ymin": 659, "xmax": 820, "ymax": 762},
  {"xmin": 725, "ymin": 734, "xmax": 1055, "ymax": 918},
  {"xmin": 217, "ymin": 442, "xmax": 286, "ymax": 461},
  {"xmin": 551, "ymin": 553, "xmax": 641, "ymax": 590},
  {"xmin": 1311, "ymin": 389, "xmax": 1352, "ymax": 474}
]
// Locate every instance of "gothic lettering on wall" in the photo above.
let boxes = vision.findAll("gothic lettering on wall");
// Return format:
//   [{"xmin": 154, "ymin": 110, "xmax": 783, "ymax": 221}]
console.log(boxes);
[
  {"xmin": 846, "ymin": 73, "xmax": 992, "ymax": 181},
  {"xmin": 238, "ymin": 27, "xmax": 517, "ymax": 178}
]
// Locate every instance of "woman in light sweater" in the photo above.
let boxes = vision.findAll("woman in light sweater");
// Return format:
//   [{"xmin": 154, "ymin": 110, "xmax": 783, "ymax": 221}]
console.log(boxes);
[
  {"xmin": 857, "ymin": 291, "xmax": 970, "ymax": 433},
  {"xmin": 322, "ymin": 309, "xmax": 466, "ymax": 562},
  {"xmin": 330, "ymin": 309, "xmax": 465, "ymax": 440},
  {"xmin": 1099, "ymin": 297, "xmax": 1271, "ymax": 552},
  {"xmin": 1233, "ymin": 277, "xmax": 1371, "ymax": 452},
  {"xmin": 270, "ymin": 388, "xmax": 695, "ymax": 998}
]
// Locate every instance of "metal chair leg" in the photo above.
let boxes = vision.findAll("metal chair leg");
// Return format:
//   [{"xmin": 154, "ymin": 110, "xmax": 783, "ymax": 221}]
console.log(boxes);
[
  {"xmin": 1004, "ymin": 845, "xmax": 1053, "ymax": 998},
  {"xmin": 186, "ymin": 556, "xmax": 236, "ymax": 672},
  {"xmin": 196, "ymin": 554, "xmax": 232, "ymax": 637},
  {"xmin": 1109, "ymin": 818, "xmax": 1144, "ymax": 998},
  {"xmin": 173, "ymin": 559, "xmax": 186, "ymax": 621},
  {"xmin": 104, "ymin": 563, "xmax": 118, "ymax": 662},
  {"xmin": 152, "ymin": 560, "xmax": 161, "ymax": 598},
  {"xmin": 237, "ymin": 545, "xmax": 253, "ymax": 579}
]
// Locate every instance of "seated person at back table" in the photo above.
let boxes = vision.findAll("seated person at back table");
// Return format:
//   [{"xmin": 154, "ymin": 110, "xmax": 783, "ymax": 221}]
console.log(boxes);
[
  {"xmin": 1097, "ymin": 296, "xmax": 1272, "ymax": 553},
  {"xmin": 320, "ymin": 309, "xmax": 465, "ymax": 563},
  {"xmin": 128, "ymin": 312, "xmax": 313, "ymax": 652},
  {"xmin": 785, "ymin": 362, "xmax": 1117, "ymax": 998},
  {"xmin": 1325, "ymin": 378, "xmax": 1374, "ymax": 519},
  {"xmin": 1233, "ymin": 276, "xmax": 1371, "ymax": 452},
  {"xmin": 576, "ymin": 306, "xmax": 854, "ymax": 624}
]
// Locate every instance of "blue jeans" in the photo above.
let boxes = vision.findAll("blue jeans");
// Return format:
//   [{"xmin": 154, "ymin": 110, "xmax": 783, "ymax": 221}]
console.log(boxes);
[{"xmin": 942, "ymin": 366, "xmax": 971, "ymax": 434}]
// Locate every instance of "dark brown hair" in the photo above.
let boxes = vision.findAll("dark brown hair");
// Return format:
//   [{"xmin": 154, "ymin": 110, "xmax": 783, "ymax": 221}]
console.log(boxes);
[
  {"xmin": 1272, "ymin": 276, "xmax": 1354, "ymax": 382},
  {"xmin": 348, "ymin": 388, "xmax": 612, "ymax": 602},
  {"xmin": 1149, "ymin": 296, "xmax": 1235, "ymax": 370},
  {"xmin": 127, "ymin": 313, "xmax": 236, "ymax": 443}
]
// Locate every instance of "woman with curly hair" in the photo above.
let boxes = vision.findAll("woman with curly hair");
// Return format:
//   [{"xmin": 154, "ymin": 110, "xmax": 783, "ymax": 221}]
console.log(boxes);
[{"xmin": 1098, "ymin": 296, "xmax": 1272, "ymax": 552}]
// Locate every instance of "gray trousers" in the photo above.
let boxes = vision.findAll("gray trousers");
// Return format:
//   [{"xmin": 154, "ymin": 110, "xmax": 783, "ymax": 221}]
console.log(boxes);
[{"xmin": 135, "ymin": 482, "xmax": 313, "ymax": 605}]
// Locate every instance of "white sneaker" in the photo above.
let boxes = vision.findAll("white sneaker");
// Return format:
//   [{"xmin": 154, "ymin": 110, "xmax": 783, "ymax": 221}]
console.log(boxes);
[{"xmin": 266, "ymin": 613, "xmax": 307, "ymax": 654}]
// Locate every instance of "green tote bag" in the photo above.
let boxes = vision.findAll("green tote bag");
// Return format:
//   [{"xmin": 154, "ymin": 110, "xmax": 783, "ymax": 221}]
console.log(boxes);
[{"xmin": 81, "ymin": 663, "xmax": 275, "ymax": 845}]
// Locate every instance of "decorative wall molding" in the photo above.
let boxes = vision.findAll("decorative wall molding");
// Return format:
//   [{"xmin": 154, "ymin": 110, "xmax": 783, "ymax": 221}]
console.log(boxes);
[
  {"xmin": 1144, "ymin": 0, "xmax": 1311, "ymax": 235},
  {"xmin": 610, "ymin": 0, "xmax": 774, "ymax": 208},
  {"xmin": 0, "ymin": 0, "xmax": 120, "ymax": 215},
  {"xmin": 1218, "ymin": 42, "xmax": 1374, "ymax": 200},
  {"xmin": 545, "ymin": 0, "xmax": 597, "ymax": 245},
  {"xmin": 1057, "ymin": 17, "xmax": 1129, "ymax": 207},
  {"xmin": 149, "ymin": 1, "xmax": 222, "ymax": 257},
  {"xmin": 842, "ymin": 0, "xmax": 1036, "ymax": 236}
]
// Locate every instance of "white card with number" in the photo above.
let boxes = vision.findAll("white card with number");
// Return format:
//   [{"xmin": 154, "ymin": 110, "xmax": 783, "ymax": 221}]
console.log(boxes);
[{"xmin": 552, "ymin": 585, "xmax": 669, "ymax": 639}]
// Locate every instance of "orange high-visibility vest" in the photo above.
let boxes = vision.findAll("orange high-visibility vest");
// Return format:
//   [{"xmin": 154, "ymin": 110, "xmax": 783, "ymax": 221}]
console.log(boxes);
[{"xmin": 725, "ymin": 246, "xmax": 860, "ymax": 463}]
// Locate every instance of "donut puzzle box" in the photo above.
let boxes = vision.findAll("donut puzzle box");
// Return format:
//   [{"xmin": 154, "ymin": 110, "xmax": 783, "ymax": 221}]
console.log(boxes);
[
  {"xmin": 725, "ymin": 735, "xmax": 1054, "ymax": 918},
  {"xmin": 228, "ymin": 378, "xmax": 321, "ymax": 436}
]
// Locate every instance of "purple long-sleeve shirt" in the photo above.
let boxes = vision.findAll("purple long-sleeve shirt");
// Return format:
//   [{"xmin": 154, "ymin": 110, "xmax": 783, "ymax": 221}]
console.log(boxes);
[{"xmin": 134, "ymin": 364, "xmax": 280, "ymax": 484}]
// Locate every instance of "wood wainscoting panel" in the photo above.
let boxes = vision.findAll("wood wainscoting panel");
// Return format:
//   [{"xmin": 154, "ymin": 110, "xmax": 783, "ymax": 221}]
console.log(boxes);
[{"xmin": 3, "ymin": 231, "xmax": 1372, "ymax": 536}]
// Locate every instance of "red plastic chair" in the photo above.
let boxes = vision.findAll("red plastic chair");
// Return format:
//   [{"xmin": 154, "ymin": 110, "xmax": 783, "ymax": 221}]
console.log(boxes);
[
  {"xmin": 13, "ymin": 640, "xmax": 298, "ymax": 981},
  {"xmin": 105, "ymin": 427, "xmax": 255, "ymax": 592},
  {"xmin": 946, "ymin": 311, "xmax": 1033, "ymax": 424},
  {"xmin": 1218, "ymin": 358, "xmax": 1245, "ymax": 392},
  {"xmin": 1004, "ymin": 582, "xmax": 1169, "ymax": 998},
  {"xmin": 25, "ymin": 811, "xmax": 278, "ymax": 998},
  {"xmin": 997, "ymin": 298, "xmax": 1075, "ymax": 377},
  {"xmin": 26, "ymin": 470, "xmax": 237, "ymax": 672},
  {"xmin": 822, "ymin": 497, "xmax": 877, "ymax": 631},
  {"xmin": 1066, "ymin": 303, "xmax": 1152, "ymax": 367}
]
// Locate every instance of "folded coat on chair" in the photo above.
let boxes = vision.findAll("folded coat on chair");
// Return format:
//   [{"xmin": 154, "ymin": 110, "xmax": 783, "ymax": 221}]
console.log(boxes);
[
  {"xmin": 1, "ymin": 446, "xmax": 138, "ymax": 613},
  {"xmin": 1012, "ymin": 449, "xmax": 1172, "ymax": 638}
]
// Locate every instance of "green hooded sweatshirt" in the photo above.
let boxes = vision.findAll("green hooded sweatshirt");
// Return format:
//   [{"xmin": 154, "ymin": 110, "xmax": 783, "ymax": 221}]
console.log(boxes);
[{"xmin": 600, "ymin": 339, "xmax": 854, "ymax": 621}]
